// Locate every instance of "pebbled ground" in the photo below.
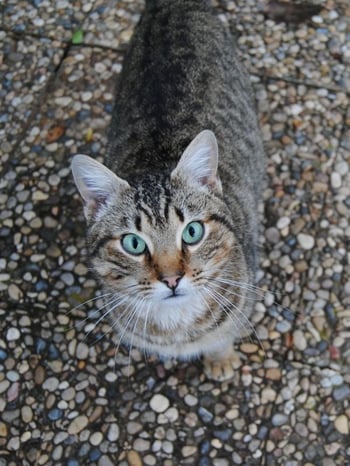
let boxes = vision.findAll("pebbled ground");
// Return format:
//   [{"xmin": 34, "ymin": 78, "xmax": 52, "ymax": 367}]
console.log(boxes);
[{"xmin": 0, "ymin": 0, "xmax": 349, "ymax": 465}]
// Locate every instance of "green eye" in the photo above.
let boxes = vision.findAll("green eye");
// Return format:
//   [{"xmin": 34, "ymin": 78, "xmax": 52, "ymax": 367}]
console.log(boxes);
[
  {"xmin": 121, "ymin": 234, "xmax": 147, "ymax": 255},
  {"xmin": 182, "ymin": 221, "xmax": 204, "ymax": 245}
]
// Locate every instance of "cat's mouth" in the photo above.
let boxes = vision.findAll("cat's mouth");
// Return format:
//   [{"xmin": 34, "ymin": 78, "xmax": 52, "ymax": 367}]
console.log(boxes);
[{"xmin": 164, "ymin": 292, "xmax": 185, "ymax": 300}]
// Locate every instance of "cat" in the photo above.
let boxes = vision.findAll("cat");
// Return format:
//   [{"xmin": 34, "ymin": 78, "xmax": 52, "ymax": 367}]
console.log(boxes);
[{"xmin": 71, "ymin": 0, "xmax": 265, "ymax": 381}]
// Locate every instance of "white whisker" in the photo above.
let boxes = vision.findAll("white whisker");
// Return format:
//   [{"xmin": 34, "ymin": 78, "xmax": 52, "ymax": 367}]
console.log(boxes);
[
  {"xmin": 127, "ymin": 296, "xmax": 147, "ymax": 375},
  {"xmin": 66, "ymin": 292, "xmax": 114, "ymax": 318},
  {"xmin": 83, "ymin": 294, "xmax": 131, "ymax": 341},
  {"xmin": 203, "ymin": 286, "xmax": 243, "ymax": 337},
  {"xmin": 205, "ymin": 283, "xmax": 266, "ymax": 357},
  {"xmin": 199, "ymin": 287, "xmax": 219, "ymax": 330},
  {"xmin": 142, "ymin": 300, "xmax": 152, "ymax": 361},
  {"xmin": 211, "ymin": 276, "xmax": 267, "ymax": 299},
  {"xmin": 112, "ymin": 296, "xmax": 143, "ymax": 371}
]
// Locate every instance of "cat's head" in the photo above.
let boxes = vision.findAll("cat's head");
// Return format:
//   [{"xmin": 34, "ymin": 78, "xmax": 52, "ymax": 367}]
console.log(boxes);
[{"xmin": 71, "ymin": 131, "xmax": 248, "ymax": 337}]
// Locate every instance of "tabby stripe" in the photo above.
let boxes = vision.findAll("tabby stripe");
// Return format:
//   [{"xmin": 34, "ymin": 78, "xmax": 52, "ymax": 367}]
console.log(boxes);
[
  {"xmin": 90, "ymin": 236, "xmax": 116, "ymax": 257},
  {"xmin": 212, "ymin": 310, "xmax": 229, "ymax": 328},
  {"xmin": 208, "ymin": 214, "xmax": 235, "ymax": 233},
  {"xmin": 134, "ymin": 191, "xmax": 153, "ymax": 224},
  {"xmin": 174, "ymin": 207, "xmax": 184, "ymax": 222},
  {"xmin": 205, "ymin": 247, "xmax": 219, "ymax": 261},
  {"xmin": 107, "ymin": 259, "xmax": 129, "ymax": 271},
  {"xmin": 135, "ymin": 215, "xmax": 142, "ymax": 231},
  {"xmin": 163, "ymin": 185, "xmax": 171, "ymax": 221},
  {"xmin": 139, "ymin": 204, "xmax": 154, "ymax": 224}
]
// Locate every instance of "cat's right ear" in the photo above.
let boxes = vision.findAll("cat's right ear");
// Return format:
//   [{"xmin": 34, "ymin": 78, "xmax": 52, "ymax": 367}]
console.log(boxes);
[
  {"xmin": 171, "ymin": 130, "xmax": 222, "ymax": 193},
  {"xmin": 71, "ymin": 154, "xmax": 130, "ymax": 221}
]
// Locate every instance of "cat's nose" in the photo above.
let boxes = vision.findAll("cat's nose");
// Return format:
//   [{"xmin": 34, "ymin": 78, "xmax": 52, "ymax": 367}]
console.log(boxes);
[{"xmin": 161, "ymin": 274, "xmax": 184, "ymax": 290}]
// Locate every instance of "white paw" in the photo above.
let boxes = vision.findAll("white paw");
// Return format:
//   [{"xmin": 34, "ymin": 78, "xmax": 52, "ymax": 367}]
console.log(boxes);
[{"xmin": 203, "ymin": 347, "xmax": 240, "ymax": 382}]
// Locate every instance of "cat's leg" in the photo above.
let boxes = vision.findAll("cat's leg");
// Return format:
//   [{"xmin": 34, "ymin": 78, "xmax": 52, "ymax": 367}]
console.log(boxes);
[{"xmin": 203, "ymin": 344, "xmax": 240, "ymax": 381}]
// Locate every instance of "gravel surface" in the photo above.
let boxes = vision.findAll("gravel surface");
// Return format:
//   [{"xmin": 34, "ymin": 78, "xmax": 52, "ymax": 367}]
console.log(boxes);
[{"xmin": 1, "ymin": 0, "xmax": 349, "ymax": 465}]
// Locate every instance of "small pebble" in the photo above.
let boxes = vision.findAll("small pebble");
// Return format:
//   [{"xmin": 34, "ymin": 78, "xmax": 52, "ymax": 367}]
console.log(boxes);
[
  {"xmin": 0, "ymin": 422, "xmax": 8, "ymax": 437},
  {"xmin": 334, "ymin": 415, "xmax": 349, "ymax": 435},
  {"xmin": 293, "ymin": 330, "xmax": 307, "ymax": 351},
  {"xmin": 6, "ymin": 327, "xmax": 20, "ymax": 341},
  {"xmin": 277, "ymin": 217, "xmax": 290, "ymax": 230},
  {"xmin": 333, "ymin": 385, "xmax": 350, "ymax": 401},
  {"xmin": 272, "ymin": 414, "xmax": 288, "ymax": 426},
  {"xmin": 149, "ymin": 394, "xmax": 170, "ymax": 413},
  {"xmin": 297, "ymin": 233, "xmax": 315, "ymax": 250},
  {"xmin": 48, "ymin": 409, "xmax": 63, "ymax": 421},
  {"xmin": 68, "ymin": 415, "xmax": 89, "ymax": 435},
  {"xmin": 331, "ymin": 172, "xmax": 342, "ymax": 189},
  {"xmin": 90, "ymin": 432, "xmax": 103, "ymax": 446},
  {"xmin": 107, "ymin": 423, "xmax": 120, "ymax": 442},
  {"xmin": 8, "ymin": 284, "xmax": 23, "ymax": 301},
  {"xmin": 198, "ymin": 407, "xmax": 214, "ymax": 423},
  {"xmin": 127, "ymin": 450, "xmax": 142, "ymax": 466},
  {"xmin": 76, "ymin": 342, "xmax": 89, "ymax": 360}
]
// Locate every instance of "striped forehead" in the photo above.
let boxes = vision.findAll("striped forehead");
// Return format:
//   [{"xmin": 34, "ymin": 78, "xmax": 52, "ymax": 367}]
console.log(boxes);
[{"xmin": 133, "ymin": 175, "xmax": 172, "ymax": 227}]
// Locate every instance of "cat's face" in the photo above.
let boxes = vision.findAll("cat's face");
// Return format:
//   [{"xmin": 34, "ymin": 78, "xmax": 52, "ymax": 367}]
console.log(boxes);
[
  {"xmin": 90, "ymin": 176, "xmax": 246, "ymax": 333},
  {"xmin": 72, "ymin": 131, "xmax": 248, "ymax": 346}
]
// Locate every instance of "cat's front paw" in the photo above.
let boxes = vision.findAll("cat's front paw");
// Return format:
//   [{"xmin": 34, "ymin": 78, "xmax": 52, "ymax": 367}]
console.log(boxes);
[{"xmin": 203, "ymin": 347, "xmax": 240, "ymax": 382}]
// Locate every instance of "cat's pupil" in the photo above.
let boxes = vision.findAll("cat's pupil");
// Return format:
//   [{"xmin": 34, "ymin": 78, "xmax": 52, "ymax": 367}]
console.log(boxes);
[
  {"xmin": 132, "ymin": 237, "xmax": 138, "ymax": 249},
  {"xmin": 189, "ymin": 226, "xmax": 195, "ymax": 237}
]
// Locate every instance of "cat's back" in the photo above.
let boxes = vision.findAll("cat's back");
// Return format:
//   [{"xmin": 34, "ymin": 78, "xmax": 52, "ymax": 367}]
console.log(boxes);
[{"xmin": 107, "ymin": 0, "xmax": 264, "ymax": 196}]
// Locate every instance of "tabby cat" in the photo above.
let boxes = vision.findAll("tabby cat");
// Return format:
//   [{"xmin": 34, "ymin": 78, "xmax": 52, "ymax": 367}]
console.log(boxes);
[{"xmin": 71, "ymin": 0, "xmax": 265, "ymax": 381}]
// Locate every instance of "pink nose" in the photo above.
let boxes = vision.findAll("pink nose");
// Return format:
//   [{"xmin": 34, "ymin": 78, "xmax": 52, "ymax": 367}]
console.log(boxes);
[{"xmin": 161, "ymin": 274, "xmax": 183, "ymax": 290}]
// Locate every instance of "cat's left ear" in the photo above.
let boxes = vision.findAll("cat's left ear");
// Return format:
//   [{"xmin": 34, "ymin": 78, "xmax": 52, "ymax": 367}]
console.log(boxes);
[
  {"xmin": 171, "ymin": 130, "xmax": 222, "ymax": 193},
  {"xmin": 71, "ymin": 154, "xmax": 130, "ymax": 221}
]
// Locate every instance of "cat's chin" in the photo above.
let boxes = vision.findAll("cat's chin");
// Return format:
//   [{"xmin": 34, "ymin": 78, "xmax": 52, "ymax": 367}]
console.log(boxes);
[
  {"xmin": 154, "ymin": 292, "xmax": 195, "ymax": 311},
  {"xmin": 149, "ymin": 292, "xmax": 205, "ymax": 331}
]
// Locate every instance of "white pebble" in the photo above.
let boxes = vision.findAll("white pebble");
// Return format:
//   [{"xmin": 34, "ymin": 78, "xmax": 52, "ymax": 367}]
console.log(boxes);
[
  {"xmin": 6, "ymin": 327, "xmax": 20, "ymax": 341},
  {"xmin": 276, "ymin": 216, "xmax": 290, "ymax": 230},
  {"xmin": 289, "ymin": 104, "xmax": 303, "ymax": 116},
  {"xmin": 297, "ymin": 233, "xmax": 315, "ymax": 250},
  {"xmin": 264, "ymin": 291, "xmax": 275, "ymax": 307},
  {"xmin": 107, "ymin": 423, "xmax": 120, "ymax": 442},
  {"xmin": 76, "ymin": 342, "xmax": 89, "ymax": 360},
  {"xmin": 150, "ymin": 394, "xmax": 170, "ymax": 413},
  {"xmin": 105, "ymin": 372, "xmax": 118, "ymax": 382},
  {"xmin": 7, "ymin": 371, "xmax": 20, "ymax": 382},
  {"xmin": 331, "ymin": 172, "xmax": 341, "ymax": 189},
  {"xmin": 293, "ymin": 329, "xmax": 307, "ymax": 351},
  {"xmin": 184, "ymin": 394, "xmax": 198, "ymax": 407},
  {"xmin": 90, "ymin": 432, "xmax": 103, "ymax": 446},
  {"xmin": 23, "ymin": 211, "xmax": 35, "ymax": 221},
  {"xmin": 82, "ymin": 3, "xmax": 92, "ymax": 12},
  {"xmin": 82, "ymin": 91, "xmax": 93, "ymax": 102},
  {"xmin": 335, "ymin": 161, "xmax": 348, "ymax": 176},
  {"xmin": 312, "ymin": 15, "xmax": 323, "ymax": 24},
  {"xmin": 43, "ymin": 377, "xmax": 59, "ymax": 392},
  {"xmin": 33, "ymin": 17, "xmax": 44, "ymax": 27},
  {"xmin": 55, "ymin": 96, "xmax": 72, "ymax": 107}
]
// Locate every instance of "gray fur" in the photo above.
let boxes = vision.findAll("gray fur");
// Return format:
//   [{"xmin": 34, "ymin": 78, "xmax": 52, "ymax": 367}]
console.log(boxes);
[
  {"xmin": 71, "ymin": 0, "xmax": 265, "ymax": 379},
  {"xmin": 107, "ymin": 0, "xmax": 265, "ymax": 269}
]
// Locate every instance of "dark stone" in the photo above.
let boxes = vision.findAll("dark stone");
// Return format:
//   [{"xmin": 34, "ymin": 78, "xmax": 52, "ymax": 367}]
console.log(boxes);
[
  {"xmin": 199, "ymin": 439, "xmax": 210, "ymax": 455},
  {"xmin": 48, "ymin": 408, "xmax": 63, "ymax": 421},
  {"xmin": 333, "ymin": 385, "xmax": 350, "ymax": 402}
]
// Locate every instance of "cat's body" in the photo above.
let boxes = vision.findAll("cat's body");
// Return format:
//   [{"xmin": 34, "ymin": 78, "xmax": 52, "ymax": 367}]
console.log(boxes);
[{"xmin": 72, "ymin": 0, "xmax": 265, "ymax": 380}]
